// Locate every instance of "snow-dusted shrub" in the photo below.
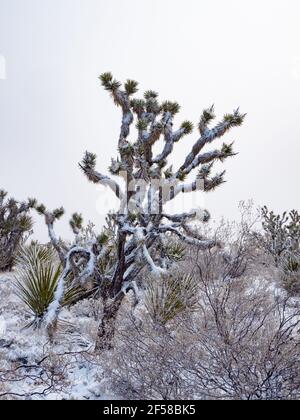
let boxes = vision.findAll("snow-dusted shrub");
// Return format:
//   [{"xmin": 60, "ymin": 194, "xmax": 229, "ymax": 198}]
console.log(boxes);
[
  {"xmin": 0, "ymin": 190, "xmax": 35, "ymax": 272},
  {"xmin": 105, "ymin": 245, "xmax": 300, "ymax": 400}
]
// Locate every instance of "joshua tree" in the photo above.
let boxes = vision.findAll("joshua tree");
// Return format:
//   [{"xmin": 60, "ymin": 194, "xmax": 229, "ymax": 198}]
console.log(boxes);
[
  {"xmin": 37, "ymin": 73, "xmax": 245, "ymax": 350},
  {"xmin": 0, "ymin": 190, "xmax": 35, "ymax": 272},
  {"xmin": 261, "ymin": 206, "xmax": 300, "ymax": 294},
  {"xmin": 261, "ymin": 206, "xmax": 300, "ymax": 263}
]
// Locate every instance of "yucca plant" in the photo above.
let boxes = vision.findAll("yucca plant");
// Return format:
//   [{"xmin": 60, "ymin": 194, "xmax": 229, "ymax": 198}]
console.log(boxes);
[
  {"xmin": 164, "ymin": 239, "xmax": 186, "ymax": 262},
  {"xmin": 145, "ymin": 272, "xmax": 199, "ymax": 326},
  {"xmin": 14, "ymin": 244, "xmax": 81, "ymax": 328}
]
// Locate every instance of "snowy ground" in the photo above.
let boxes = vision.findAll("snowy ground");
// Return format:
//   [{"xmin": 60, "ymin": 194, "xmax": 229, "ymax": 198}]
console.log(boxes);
[
  {"xmin": 1, "ymin": 265, "xmax": 299, "ymax": 400},
  {"xmin": 0, "ymin": 272, "xmax": 116, "ymax": 400}
]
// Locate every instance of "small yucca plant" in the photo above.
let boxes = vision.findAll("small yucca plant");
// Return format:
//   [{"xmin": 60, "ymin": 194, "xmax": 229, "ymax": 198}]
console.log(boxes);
[
  {"xmin": 14, "ymin": 244, "xmax": 81, "ymax": 328},
  {"xmin": 145, "ymin": 273, "xmax": 198, "ymax": 326},
  {"xmin": 164, "ymin": 240, "xmax": 186, "ymax": 262}
]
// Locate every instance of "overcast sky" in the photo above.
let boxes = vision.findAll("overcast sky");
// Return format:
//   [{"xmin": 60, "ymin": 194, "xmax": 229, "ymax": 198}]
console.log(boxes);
[{"xmin": 1, "ymin": 0, "xmax": 300, "ymax": 241}]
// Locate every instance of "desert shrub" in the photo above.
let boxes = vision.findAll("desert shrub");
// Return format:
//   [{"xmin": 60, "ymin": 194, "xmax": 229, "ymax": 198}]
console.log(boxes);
[
  {"xmin": 103, "ymin": 233, "xmax": 300, "ymax": 400},
  {"xmin": 106, "ymin": 280, "xmax": 300, "ymax": 400}
]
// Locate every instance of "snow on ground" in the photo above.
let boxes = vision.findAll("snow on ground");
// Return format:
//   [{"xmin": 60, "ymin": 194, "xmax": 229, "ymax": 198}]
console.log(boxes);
[{"xmin": 0, "ymin": 272, "xmax": 116, "ymax": 400}]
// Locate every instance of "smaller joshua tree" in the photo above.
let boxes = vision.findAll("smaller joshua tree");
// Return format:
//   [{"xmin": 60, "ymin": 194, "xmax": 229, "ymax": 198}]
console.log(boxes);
[
  {"xmin": 262, "ymin": 206, "xmax": 300, "ymax": 294},
  {"xmin": 0, "ymin": 190, "xmax": 35, "ymax": 272},
  {"xmin": 261, "ymin": 206, "xmax": 300, "ymax": 263},
  {"xmin": 37, "ymin": 73, "xmax": 245, "ymax": 350}
]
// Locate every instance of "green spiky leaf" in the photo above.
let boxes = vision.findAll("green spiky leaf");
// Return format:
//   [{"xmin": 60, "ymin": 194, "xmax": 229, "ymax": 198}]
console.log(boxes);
[
  {"xmin": 165, "ymin": 241, "xmax": 186, "ymax": 262},
  {"xmin": 145, "ymin": 272, "xmax": 198, "ymax": 325},
  {"xmin": 99, "ymin": 72, "xmax": 121, "ymax": 91},
  {"xmin": 223, "ymin": 109, "xmax": 246, "ymax": 126},
  {"xmin": 125, "ymin": 79, "xmax": 138, "ymax": 95},
  {"xmin": 36, "ymin": 204, "xmax": 46, "ymax": 215},
  {"xmin": 27, "ymin": 198, "xmax": 37, "ymax": 208},
  {"xmin": 14, "ymin": 244, "xmax": 82, "ymax": 329},
  {"xmin": 177, "ymin": 169, "xmax": 187, "ymax": 181},
  {"xmin": 81, "ymin": 151, "xmax": 97, "ymax": 170},
  {"xmin": 18, "ymin": 215, "xmax": 33, "ymax": 232},
  {"xmin": 70, "ymin": 212, "xmax": 83, "ymax": 233},
  {"xmin": 202, "ymin": 105, "xmax": 215, "ymax": 122},
  {"xmin": 98, "ymin": 232, "xmax": 109, "ymax": 246},
  {"xmin": 130, "ymin": 98, "xmax": 145, "ymax": 114},
  {"xmin": 221, "ymin": 142, "xmax": 234, "ymax": 155},
  {"xmin": 144, "ymin": 90, "xmax": 158, "ymax": 100},
  {"xmin": 161, "ymin": 101, "xmax": 180, "ymax": 115},
  {"xmin": 0, "ymin": 190, "xmax": 8, "ymax": 200},
  {"xmin": 53, "ymin": 207, "xmax": 65, "ymax": 220},
  {"xmin": 164, "ymin": 166, "xmax": 173, "ymax": 179},
  {"xmin": 157, "ymin": 159, "xmax": 167, "ymax": 169},
  {"xmin": 136, "ymin": 119, "xmax": 148, "ymax": 131},
  {"xmin": 99, "ymin": 72, "xmax": 113, "ymax": 85},
  {"xmin": 119, "ymin": 141, "xmax": 134, "ymax": 157},
  {"xmin": 181, "ymin": 120, "xmax": 194, "ymax": 135}
]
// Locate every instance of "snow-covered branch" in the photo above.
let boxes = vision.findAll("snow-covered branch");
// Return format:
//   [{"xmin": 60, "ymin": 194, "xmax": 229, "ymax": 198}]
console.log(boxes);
[
  {"xmin": 180, "ymin": 109, "xmax": 245, "ymax": 172},
  {"xmin": 79, "ymin": 152, "xmax": 124, "ymax": 200},
  {"xmin": 159, "ymin": 225, "xmax": 217, "ymax": 250},
  {"xmin": 143, "ymin": 244, "xmax": 166, "ymax": 277}
]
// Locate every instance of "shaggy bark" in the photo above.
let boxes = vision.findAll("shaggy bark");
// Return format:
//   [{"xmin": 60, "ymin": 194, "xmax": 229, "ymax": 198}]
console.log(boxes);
[{"xmin": 95, "ymin": 296, "xmax": 124, "ymax": 351}]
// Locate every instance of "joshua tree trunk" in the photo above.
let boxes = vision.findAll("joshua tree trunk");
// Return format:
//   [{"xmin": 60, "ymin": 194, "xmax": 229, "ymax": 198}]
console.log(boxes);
[
  {"xmin": 95, "ymin": 296, "xmax": 124, "ymax": 351},
  {"xmin": 96, "ymin": 234, "xmax": 127, "ymax": 351}
]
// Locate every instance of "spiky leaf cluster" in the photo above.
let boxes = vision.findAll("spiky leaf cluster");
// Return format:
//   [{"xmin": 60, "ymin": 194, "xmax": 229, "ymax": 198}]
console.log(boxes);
[
  {"xmin": 161, "ymin": 100, "xmax": 180, "ymax": 115},
  {"xmin": 14, "ymin": 244, "xmax": 82, "ymax": 328},
  {"xmin": 165, "ymin": 240, "xmax": 186, "ymax": 262},
  {"xmin": 125, "ymin": 79, "xmax": 139, "ymax": 95},
  {"xmin": 136, "ymin": 119, "xmax": 149, "ymax": 131},
  {"xmin": 223, "ymin": 109, "xmax": 246, "ymax": 127},
  {"xmin": 99, "ymin": 72, "xmax": 121, "ymax": 92},
  {"xmin": 70, "ymin": 212, "xmax": 83, "ymax": 234},
  {"xmin": 144, "ymin": 90, "xmax": 158, "ymax": 100},
  {"xmin": 181, "ymin": 121, "xmax": 193, "ymax": 135},
  {"xmin": 53, "ymin": 207, "xmax": 65, "ymax": 220},
  {"xmin": 81, "ymin": 151, "xmax": 97, "ymax": 171}
]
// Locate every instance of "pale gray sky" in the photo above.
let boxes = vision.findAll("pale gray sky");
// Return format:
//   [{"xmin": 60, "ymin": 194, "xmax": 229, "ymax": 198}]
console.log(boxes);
[{"xmin": 1, "ymin": 0, "xmax": 300, "ymax": 241}]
